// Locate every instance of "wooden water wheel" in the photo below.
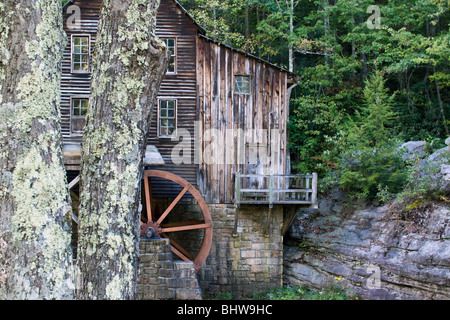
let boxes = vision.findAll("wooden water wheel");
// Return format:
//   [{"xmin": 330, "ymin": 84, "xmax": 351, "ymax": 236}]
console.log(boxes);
[{"xmin": 141, "ymin": 170, "xmax": 213, "ymax": 271}]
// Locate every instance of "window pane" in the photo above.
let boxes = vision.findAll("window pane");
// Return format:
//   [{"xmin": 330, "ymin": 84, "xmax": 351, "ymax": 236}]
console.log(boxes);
[
  {"xmin": 72, "ymin": 99, "xmax": 89, "ymax": 116},
  {"xmin": 73, "ymin": 37, "xmax": 89, "ymax": 72},
  {"xmin": 72, "ymin": 119, "xmax": 85, "ymax": 133},
  {"xmin": 159, "ymin": 99, "xmax": 176, "ymax": 136},
  {"xmin": 163, "ymin": 38, "xmax": 176, "ymax": 73},
  {"xmin": 235, "ymin": 76, "xmax": 250, "ymax": 94},
  {"xmin": 160, "ymin": 127, "xmax": 168, "ymax": 136},
  {"xmin": 80, "ymin": 100, "xmax": 88, "ymax": 116},
  {"xmin": 168, "ymin": 59, "xmax": 175, "ymax": 73}
]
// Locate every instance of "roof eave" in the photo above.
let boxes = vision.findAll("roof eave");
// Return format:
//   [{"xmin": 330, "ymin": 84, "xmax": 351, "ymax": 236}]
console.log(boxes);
[{"xmin": 198, "ymin": 34, "xmax": 298, "ymax": 80}]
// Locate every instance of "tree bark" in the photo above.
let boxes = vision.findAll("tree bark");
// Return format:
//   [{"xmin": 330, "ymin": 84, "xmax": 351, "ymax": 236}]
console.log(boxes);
[
  {"xmin": 76, "ymin": 0, "xmax": 168, "ymax": 300},
  {"xmin": 288, "ymin": 0, "xmax": 294, "ymax": 73},
  {"xmin": 0, "ymin": 0, "xmax": 74, "ymax": 299},
  {"xmin": 433, "ymin": 65, "xmax": 449, "ymax": 136}
]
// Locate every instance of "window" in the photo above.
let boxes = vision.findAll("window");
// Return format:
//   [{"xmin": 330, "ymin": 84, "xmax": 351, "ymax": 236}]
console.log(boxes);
[
  {"xmin": 235, "ymin": 75, "xmax": 250, "ymax": 94},
  {"xmin": 162, "ymin": 38, "xmax": 176, "ymax": 73},
  {"xmin": 71, "ymin": 97, "xmax": 88, "ymax": 134},
  {"xmin": 71, "ymin": 35, "xmax": 90, "ymax": 73},
  {"xmin": 158, "ymin": 100, "xmax": 176, "ymax": 137}
]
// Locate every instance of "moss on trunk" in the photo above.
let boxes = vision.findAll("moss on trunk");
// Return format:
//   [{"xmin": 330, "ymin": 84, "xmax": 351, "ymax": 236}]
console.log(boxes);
[
  {"xmin": 75, "ymin": 0, "xmax": 168, "ymax": 300},
  {"xmin": 0, "ymin": 0, "xmax": 74, "ymax": 300}
]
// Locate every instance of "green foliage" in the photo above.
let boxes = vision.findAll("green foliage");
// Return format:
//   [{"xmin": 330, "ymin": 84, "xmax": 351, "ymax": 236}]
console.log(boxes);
[
  {"xmin": 204, "ymin": 291, "xmax": 233, "ymax": 300},
  {"xmin": 179, "ymin": 0, "xmax": 449, "ymax": 199},
  {"xmin": 255, "ymin": 285, "xmax": 357, "ymax": 300},
  {"xmin": 334, "ymin": 71, "xmax": 408, "ymax": 200},
  {"xmin": 288, "ymin": 96, "xmax": 342, "ymax": 176},
  {"xmin": 338, "ymin": 142, "xmax": 407, "ymax": 199},
  {"xmin": 397, "ymin": 147, "xmax": 450, "ymax": 202}
]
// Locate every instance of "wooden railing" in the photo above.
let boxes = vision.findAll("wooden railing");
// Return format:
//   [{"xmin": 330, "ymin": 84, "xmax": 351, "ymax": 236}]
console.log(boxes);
[{"xmin": 235, "ymin": 172, "xmax": 318, "ymax": 208}]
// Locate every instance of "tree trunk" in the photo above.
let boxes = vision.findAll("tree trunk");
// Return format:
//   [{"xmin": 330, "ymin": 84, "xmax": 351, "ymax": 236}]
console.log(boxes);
[
  {"xmin": 433, "ymin": 65, "xmax": 449, "ymax": 136},
  {"xmin": 288, "ymin": 0, "xmax": 294, "ymax": 73},
  {"xmin": 0, "ymin": 0, "xmax": 74, "ymax": 299},
  {"xmin": 323, "ymin": 0, "xmax": 331, "ymax": 67},
  {"xmin": 76, "ymin": 0, "xmax": 168, "ymax": 300}
]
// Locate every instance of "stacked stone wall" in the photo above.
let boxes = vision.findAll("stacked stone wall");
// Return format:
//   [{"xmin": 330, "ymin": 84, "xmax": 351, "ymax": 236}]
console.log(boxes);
[
  {"xmin": 138, "ymin": 238, "xmax": 202, "ymax": 300},
  {"xmin": 198, "ymin": 204, "xmax": 284, "ymax": 298}
]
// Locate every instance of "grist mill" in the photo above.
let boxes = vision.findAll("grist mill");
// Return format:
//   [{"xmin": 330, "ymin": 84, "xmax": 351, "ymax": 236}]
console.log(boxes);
[{"xmin": 62, "ymin": 0, "xmax": 317, "ymax": 299}]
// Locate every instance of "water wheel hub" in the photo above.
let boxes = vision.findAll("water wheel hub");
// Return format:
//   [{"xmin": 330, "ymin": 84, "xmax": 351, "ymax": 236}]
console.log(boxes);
[{"xmin": 140, "ymin": 221, "xmax": 162, "ymax": 239}]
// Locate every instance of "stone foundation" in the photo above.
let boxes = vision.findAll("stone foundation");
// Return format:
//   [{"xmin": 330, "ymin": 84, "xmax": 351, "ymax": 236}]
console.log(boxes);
[
  {"xmin": 198, "ymin": 204, "xmax": 284, "ymax": 298},
  {"xmin": 138, "ymin": 238, "xmax": 202, "ymax": 300},
  {"xmin": 137, "ymin": 202, "xmax": 285, "ymax": 299}
]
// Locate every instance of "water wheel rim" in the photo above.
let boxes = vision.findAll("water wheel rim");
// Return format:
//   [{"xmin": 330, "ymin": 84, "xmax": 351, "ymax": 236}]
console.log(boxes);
[{"xmin": 144, "ymin": 170, "xmax": 213, "ymax": 271}]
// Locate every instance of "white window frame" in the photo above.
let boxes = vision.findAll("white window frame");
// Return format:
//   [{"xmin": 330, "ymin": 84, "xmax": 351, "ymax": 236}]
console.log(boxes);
[
  {"xmin": 157, "ymin": 99, "xmax": 177, "ymax": 138},
  {"xmin": 71, "ymin": 34, "xmax": 91, "ymax": 74},
  {"xmin": 161, "ymin": 37, "xmax": 177, "ymax": 74},
  {"xmin": 70, "ymin": 96, "xmax": 89, "ymax": 135}
]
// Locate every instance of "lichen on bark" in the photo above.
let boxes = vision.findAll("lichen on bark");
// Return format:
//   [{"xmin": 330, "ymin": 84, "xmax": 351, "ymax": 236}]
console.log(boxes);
[
  {"xmin": 0, "ymin": 0, "xmax": 74, "ymax": 299},
  {"xmin": 76, "ymin": 0, "xmax": 168, "ymax": 300}
]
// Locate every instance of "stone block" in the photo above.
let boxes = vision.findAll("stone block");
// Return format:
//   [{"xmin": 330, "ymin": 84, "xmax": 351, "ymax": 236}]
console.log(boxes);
[
  {"xmin": 156, "ymin": 288, "xmax": 176, "ymax": 300},
  {"xmin": 176, "ymin": 289, "xmax": 202, "ymax": 300},
  {"xmin": 241, "ymin": 250, "xmax": 256, "ymax": 258},
  {"xmin": 139, "ymin": 254, "xmax": 154, "ymax": 264},
  {"xmin": 168, "ymin": 278, "xmax": 186, "ymax": 288}
]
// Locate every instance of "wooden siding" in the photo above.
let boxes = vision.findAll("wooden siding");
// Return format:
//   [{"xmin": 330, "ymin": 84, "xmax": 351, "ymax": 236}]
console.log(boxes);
[
  {"xmin": 60, "ymin": 0, "xmax": 291, "ymax": 204},
  {"xmin": 196, "ymin": 36, "xmax": 288, "ymax": 204},
  {"xmin": 146, "ymin": 0, "xmax": 200, "ymax": 197},
  {"xmin": 61, "ymin": 0, "xmax": 101, "ymax": 144},
  {"xmin": 60, "ymin": 0, "xmax": 201, "ymax": 197}
]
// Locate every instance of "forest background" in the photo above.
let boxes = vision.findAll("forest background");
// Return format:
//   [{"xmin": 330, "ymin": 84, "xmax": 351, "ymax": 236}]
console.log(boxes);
[{"xmin": 176, "ymin": 0, "xmax": 449, "ymax": 200}]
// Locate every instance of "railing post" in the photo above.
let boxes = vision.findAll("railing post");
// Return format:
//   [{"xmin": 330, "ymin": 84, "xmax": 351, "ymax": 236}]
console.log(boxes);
[
  {"xmin": 311, "ymin": 172, "xmax": 318, "ymax": 208},
  {"xmin": 235, "ymin": 171, "xmax": 241, "ymax": 207},
  {"xmin": 268, "ymin": 174, "xmax": 273, "ymax": 208},
  {"xmin": 233, "ymin": 171, "xmax": 241, "ymax": 237}
]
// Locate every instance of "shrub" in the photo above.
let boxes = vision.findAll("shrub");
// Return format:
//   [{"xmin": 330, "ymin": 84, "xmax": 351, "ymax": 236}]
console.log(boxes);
[
  {"xmin": 334, "ymin": 71, "xmax": 408, "ymax": 200},
  {"xmin": 338, "ymin": 140, "xmax": 407, "ymax": 199}
]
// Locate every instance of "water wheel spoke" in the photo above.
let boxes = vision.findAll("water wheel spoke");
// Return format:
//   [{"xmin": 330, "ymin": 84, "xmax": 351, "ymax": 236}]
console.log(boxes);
[
  {"xmin": 161, "ymin": 223, "xmax": 210, "ymax": 233},
  {"xmin": 156, "ymin": 186, "xmax": 189, "ymax": 225},
  {"xmin": 144, "ymin": 175, "xmax": 153, "ymax": 222},
  {"xmin": 171, "ymin": 246, "xmax": 191, "ymax": 262},
  {"xmin": 144, "ymin": 170, "xmax": 213, "ymax": 271},
  {"xmin": 161, "ymin": 220, "xmax": 205, "ymax": 228},
  {"xmin": 162, "ymin": 233, "xmax": 194, "ymax": 261}
]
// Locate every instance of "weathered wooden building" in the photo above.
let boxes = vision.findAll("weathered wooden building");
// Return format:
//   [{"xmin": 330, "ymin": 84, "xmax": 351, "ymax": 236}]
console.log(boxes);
[{"xmin": 62, "ymin": 0, "xmax": 317, "ymax": 299}]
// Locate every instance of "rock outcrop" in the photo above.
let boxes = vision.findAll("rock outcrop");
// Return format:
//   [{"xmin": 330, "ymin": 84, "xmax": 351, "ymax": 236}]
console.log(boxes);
[
  {"xmin": 283, "ymin": 192, "xmax": 450, "ymax": 300},
  {"xmin": 283, "ymin": 138, "xmax": 450, "ymax": 300},
  {"xmin": 406, "ymin": 138, "xmax": 450, "ymax": 195}
]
